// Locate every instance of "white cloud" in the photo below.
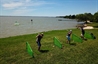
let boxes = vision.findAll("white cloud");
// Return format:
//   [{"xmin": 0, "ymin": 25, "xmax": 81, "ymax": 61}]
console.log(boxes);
[
  {"xmin": 25, "ymin": 0, "xmax": 31, "ymax": 3},
  {"xmin": 13, "ymin": 10, "xmax": 28, "ymax": 15},
  {"xmin": 1, "ymin": 0, "xmax": 55, "ymax": 15},
  {"xmin": 2, "ymin": 0, "xmax": 53, "ymax": 9},
  {"xmin": 12, "ymin": 7, "xmax": 36, "ymax": 15},
  {"xmin": 2, "ymin": 2, "xmax": 23, "ymax": 9},
  {"xmin": 23, "ymin": 1, "xmax": 47, "ymax": 6}
]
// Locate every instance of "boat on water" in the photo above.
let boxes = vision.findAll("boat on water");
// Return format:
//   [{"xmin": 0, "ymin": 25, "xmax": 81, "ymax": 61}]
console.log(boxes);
[
  {"xmin": 14, "ymin": 21, "xmax": 20, "ymax": 26},
  {"xmin": 58, "ymin": 19, "xmax": 62, "ymax": 21}
]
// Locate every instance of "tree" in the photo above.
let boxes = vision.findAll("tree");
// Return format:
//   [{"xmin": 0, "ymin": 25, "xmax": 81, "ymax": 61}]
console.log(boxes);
[
  {"xmin": 63, "ymin": 12, "xmax": 97, "ymax": 22},
  {"xmin": 64, "ymin": 15, "xmax": 76, "ymax": 19},
  {"xmin": 75, "ymin": 13, "xmax": 93, "ymax": 22},
  {"xmin": 93, "ymin": 12, "xmax": 98, "ymax": 23},
  {"xmin": 71, "ymin": 15, "xmax": 76, "ymax": 19},
  {"xmin": 76, "ymin": 14, "xmax": 86, "ymax": 21},
  {"xmin": 84, "ymin": 13, "xmax": 93, "ymax": 22}
]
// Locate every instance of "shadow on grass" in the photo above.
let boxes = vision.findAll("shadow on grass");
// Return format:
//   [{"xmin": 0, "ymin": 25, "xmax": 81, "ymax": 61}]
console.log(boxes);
[
  {"xmin": 69, "ymin": 43, "xmax": 76, "ymax": 46},
  {"xmin": 28, "ymin": 55, "xmax": 35, "ymax": 59},
  {"xmin": 84, "ymin": 38, "xmax": 87, "ymax": 41},
  {"xmin": 40, "ymin": 50, "xmax": 49, "ymax": 53},
  {"xmin": 93, "ymin": 26, "xmax": 98, "ymax": 28}
]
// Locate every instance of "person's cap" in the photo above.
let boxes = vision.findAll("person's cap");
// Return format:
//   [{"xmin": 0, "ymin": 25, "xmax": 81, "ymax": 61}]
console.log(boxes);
[{"xmin": 70, "ymin": 30, "xmax": 72, "ymax": 32}]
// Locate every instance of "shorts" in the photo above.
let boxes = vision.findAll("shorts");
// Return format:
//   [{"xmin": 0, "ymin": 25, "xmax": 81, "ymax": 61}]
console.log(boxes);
[
  {"xmin": 36, "ymin": 41, "xmax": 41, "ymax": 46},
  {"xmin": 66, "ymin": 36, "xmax": 70, "ymax": 41}
]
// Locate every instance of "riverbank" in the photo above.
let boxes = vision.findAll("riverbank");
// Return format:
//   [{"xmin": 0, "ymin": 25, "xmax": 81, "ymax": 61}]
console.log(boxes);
[
  {"xmin": 83, "ymin": 22, "xmax": 98, "ymax": 29},
  {"xmin": 0, "ymin": 29, "xmax": 98, "ymax": 64}
]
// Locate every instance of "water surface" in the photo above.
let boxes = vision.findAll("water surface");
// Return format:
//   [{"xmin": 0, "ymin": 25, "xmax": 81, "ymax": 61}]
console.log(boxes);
[{"xmin": 0, "ymin": 16, "xmax": 77, "ymax": 38}]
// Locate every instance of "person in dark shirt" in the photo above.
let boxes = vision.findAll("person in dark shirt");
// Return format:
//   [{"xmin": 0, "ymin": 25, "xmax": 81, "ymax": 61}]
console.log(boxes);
[
  {"xmin": 36, "ymin": 33, "xmax": 44, "ymax": 51},
  {"xmin": 66, "ymin": 30, "xmax": 72, "ymax": 44},
  {"xmin": 79, "ymin": 26, "xmax": 85, "ymax": 39}
]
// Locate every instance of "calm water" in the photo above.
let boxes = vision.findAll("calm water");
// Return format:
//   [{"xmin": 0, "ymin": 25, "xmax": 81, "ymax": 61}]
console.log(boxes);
[{"xmin": 0, "ymin": 16, "xmax": 77, "ymax": 38}]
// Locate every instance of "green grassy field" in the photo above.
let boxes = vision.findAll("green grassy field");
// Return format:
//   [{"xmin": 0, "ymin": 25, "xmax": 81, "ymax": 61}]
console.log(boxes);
[{"xmin": 0, "ymin": 29, "xmax": 98, "ymax": 64}]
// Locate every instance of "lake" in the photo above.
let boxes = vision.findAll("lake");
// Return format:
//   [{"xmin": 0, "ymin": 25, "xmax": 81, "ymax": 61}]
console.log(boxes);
[{"xmin": 0, "ymin": 16, "xmax": 78, "ymax": 38}]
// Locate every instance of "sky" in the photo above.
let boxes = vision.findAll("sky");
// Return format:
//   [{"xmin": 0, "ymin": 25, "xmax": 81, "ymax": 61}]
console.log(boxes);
[{"xmin": 0, "ymin": 0, "xmax": 98, "ymax": 16}]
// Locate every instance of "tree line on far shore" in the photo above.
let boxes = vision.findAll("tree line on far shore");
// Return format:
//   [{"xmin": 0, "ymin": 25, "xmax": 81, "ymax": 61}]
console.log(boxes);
[{"xmin": 57, "ymin": 12, "xmax": 98, "ymax": 23}]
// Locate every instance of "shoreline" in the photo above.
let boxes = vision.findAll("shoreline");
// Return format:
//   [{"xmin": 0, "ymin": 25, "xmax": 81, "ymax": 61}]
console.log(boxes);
[
  {"xmin": 0, "ymin": 28, "xmax": 75, "ymax": 39},
  {"xmin": 0, "ymin": 28, "xmax": 97, "ymax": 39},
  {"xmin": 0, "ymin": 24, "xmax": 97, "ymax": 39}
]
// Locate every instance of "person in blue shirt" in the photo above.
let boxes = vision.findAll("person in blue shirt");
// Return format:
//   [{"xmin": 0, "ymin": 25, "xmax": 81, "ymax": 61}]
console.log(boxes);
[{"xmin": 66, "ymin": 30, "xmax": 72, "ymax": 44}]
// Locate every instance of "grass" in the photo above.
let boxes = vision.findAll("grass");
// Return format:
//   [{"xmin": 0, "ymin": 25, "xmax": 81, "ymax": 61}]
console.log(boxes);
[
  {"xmin": 0, "ymin": 29, "xmax": 98, "ymax": 64},
  {"xmin": 87, "ymin": 22, "xmax": 98, "ymax": 28}
]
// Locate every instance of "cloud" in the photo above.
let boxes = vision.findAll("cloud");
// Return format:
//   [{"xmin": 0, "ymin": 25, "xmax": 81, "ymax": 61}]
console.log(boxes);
[
  {"xmin": 23, "ymin": 1, "xmax": 47, "ymax": 6},
  {"xmin": 25, "ymin": 0, "xmax": 31, "ymax": 3},
  {"xmin": 2, "ymin": 2, "xmax": 23, "ymax": 9},
  {"xmin": 1, "ymin": 0, "xmax": 55, "ymax": 15},
  {"xmin": 2, "ymin": 0, "xmax": 53, "ymax": 9},
  {"xmin": 12, "ymin": 7, "xmax": 36, "ymax": 15}
]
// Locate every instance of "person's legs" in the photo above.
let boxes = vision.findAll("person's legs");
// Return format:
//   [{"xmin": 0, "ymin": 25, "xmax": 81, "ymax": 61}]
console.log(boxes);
[
  {"xmin": 38, "ymin": 46, "xmax": 40, "ymax": 51},
  {"xmin": 68, "ymin": 36, "xmax": 70, "ymax": 44},
  {"xmin": 81, "ymin": 33, "xmax": 84, "ymax": 39},
  {"xmin": 37, "ymin": 41, "xmax": 41, "ymax": 51},
  {"xmin": 66, "ymin": 36, "xmax": 70, "ymax": 44},
  {"xmin": 66, "ymin": 36, "xmax": 69, "ymax": 43}
]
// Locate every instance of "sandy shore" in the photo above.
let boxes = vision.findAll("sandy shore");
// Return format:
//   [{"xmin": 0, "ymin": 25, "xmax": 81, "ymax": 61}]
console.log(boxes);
[
  {"xmin": 76, "ymin": 23, "xmax": 94, "ymax": 29},
  {"xmin": 83, "ymin": 26, "xmax": 94, "ymax": 29}
]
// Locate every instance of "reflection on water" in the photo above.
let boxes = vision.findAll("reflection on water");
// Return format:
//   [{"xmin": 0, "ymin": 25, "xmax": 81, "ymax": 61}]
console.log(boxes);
[{"xmin": 0, "ymin": 16, "xmax": 77, "ymax": 38}]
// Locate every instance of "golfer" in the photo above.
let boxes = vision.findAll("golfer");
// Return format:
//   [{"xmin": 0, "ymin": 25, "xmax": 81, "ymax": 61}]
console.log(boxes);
[
  {"xmin": 80, "ymin": 26, "xmax": 85, "ymax": 39},
  {"xmin": 66, "ymin": 30, "xmax": 72, "ymax": 44},
  {"xmin": 36, "ymin": 33, "xmax": 44, "ymax": 51}
]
